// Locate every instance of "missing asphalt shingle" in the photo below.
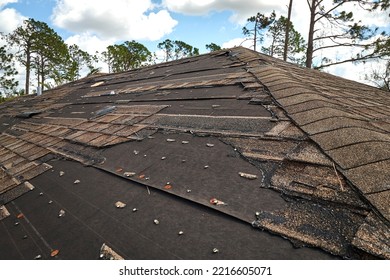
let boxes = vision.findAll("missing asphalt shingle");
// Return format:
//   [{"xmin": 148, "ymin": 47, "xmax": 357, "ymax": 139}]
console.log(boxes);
[{"xmin": 0, "ymin": 47, "xmax": 388, "ymax": 260}]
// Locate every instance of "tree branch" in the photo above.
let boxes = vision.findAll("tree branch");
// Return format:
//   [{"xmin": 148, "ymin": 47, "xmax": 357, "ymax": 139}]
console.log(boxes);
[{"xmin": 315, "ymin": 52, "xmax": 381, "ymax": 69}]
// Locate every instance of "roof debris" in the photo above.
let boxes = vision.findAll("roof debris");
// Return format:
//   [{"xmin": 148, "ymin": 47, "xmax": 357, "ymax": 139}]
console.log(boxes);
[
  {"xmin": 115, "ymin": 201, "xmax": 126, "ymax": 209},
  {"xmin": 99, "ymin": 243, "xmax": 124, "ymax": 260},
  {"xmin": 123, "ymin": 172, "xmax": 136, "ymax": 177},
  {"xmin": 210, "ymin": 198, "xmax": 227, "ymax": 206},
  {"xmin": 58, "ymin": 209, "xmax": 65, "ymax": 217},
  {"xmin": 0, "ymin": 206, "xmax": 10, "ymax": 221},
  {"xmin": 0, "ymin": 47, "xmax": 388, "ymax": 260},
  {"xmin": 91, "ymin": 81, "xmax": 104, "ymax": 87},
  {"xmin": 50, "ymin": 249, "xmax": 59, "ymax": 257},
  {"xmin": 238, "ymin": 172, "xmax": 258, "ymax": 180}
]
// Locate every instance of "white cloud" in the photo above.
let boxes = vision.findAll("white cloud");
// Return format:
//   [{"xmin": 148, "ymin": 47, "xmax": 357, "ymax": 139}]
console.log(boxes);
[
  {"xmin": 0, "ymin": 0, "xmax": 17, "ymax": 8},
  {"xmin": 0, "ymin": 8, "xmax": 25, "ymax": 34},
  {"xmin": 51, "ymin": 0, "xmax": 178, "ymax": 41},
  {"xmin": 163, "ymin": 0, "xmax": 282, "ymax": 24},
  {"xmin": 65, "ymin": 33, "xmax": 115, "ymax": 54},
  {"xmin": 222, "ymin": 37, "xmax": 254, "ymax": 49},
  {"xmin": 0, "ymin": 2, "xmax": 26, "ymax": 93},
  {"xmin": 64, "ymin": 33, "xmax": 116, "ymax": 73}
]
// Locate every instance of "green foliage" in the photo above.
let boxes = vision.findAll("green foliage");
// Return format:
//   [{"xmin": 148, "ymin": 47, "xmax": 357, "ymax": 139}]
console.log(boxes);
[
  {"xmin": 102, "ymin": 41, "xmax": 152, "ymax": 73},
  {"xmin": 157, "ymin": 39, "xmax": 174, "ymax": 62},
  {"xmin": 5, "ymin": 18, "xmax": 67, "ymax": 93},
  {"xmin": 158, "ymin": 39, "xmax": 199, "ymax": 61},
  {"xmin": 242, "ymin": 11, "xmax": 276, "ymax": 49},
  {"xmin": 0, "ymin": 45, "xmax": 19, "ymax": 97},
  {"xmin": 205, "ymin": 43, "xmax": 222, "ymax": 52},
  {"xmin": 261, "ymin": 16, "xmax": 306, "ymax": 65},
  {"xmin": 306, "ymin": 0, "xmax": 388, "ymax": 68},
  {"xmin": 64, "ymin": 44, "xmax": 97, "ymax": 81},
  {"xmin": 365, "ymin": 60, "xmax": 389, "ymax": 91}
]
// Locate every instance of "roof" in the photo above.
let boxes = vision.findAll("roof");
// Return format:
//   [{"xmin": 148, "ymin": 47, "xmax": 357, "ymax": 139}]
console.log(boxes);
[{"xmin": 0, "ymin": 47, "xmax": 389, "ymax": 260}]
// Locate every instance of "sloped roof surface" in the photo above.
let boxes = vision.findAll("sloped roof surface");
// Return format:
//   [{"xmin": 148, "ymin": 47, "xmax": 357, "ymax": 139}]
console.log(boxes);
[{"xmin": 0, "ymin": 47, "xmax": 389, "ymax": 259}]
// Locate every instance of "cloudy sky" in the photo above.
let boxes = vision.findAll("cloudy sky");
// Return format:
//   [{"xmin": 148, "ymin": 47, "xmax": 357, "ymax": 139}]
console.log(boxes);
[{"xmin": 0, "ymin": 0, "xmax": 389, "ymax": 91}]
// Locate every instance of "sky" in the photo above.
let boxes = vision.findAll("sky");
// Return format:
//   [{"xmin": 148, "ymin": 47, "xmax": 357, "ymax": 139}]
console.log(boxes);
[{"xmin": 0, "ymin": 0, "xmax": 389, "ymax": 92}]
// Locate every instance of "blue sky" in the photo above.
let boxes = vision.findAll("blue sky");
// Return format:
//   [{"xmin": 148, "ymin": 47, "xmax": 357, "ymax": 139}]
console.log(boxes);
[
  {"xmin": 1, "ymin": 0, "xmax": 252, "ymax": 54},
  {"xmin": 1, "ymin": 0, "xmax": 389, "ymax": 89}
]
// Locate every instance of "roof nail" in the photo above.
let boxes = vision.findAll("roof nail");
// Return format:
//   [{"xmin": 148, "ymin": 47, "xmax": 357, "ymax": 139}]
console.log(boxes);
[
  {"xmin": 59, "ymin": 171, "xmax": 65, "ymax": 177},
  {"xmin": 48, "ymin": 200, "xmax": 53, "ymax": 204},
  {"xmin": 182, "ymin": 159, "xmax": 186, "ymax": 163},
  {"xmin": 23, "ymin": 235, "xmax": 28, "ymax": 239},
  {"xmin": 204, "ymin": 165, "xmax": 209, "ymax": 169},
  {"xmin": 153, "ymin": 219, "xmax": 160, "ymax": 225},
  {"xmin": 73, "ymin": 179, "xmax": 81, "ymax": 184},
  {"xmin": 178, "ymin": 231, "xmax": 184, "ymax": 235},
  {"xmin": 181, "ymin": 141, "xmax": 189, "ymax": 144},
  {"xmin": 187, "ymin": 189, "xmax": 191, "ymax": 193},
  {"xmin": 132, "ymin": 208, "xmax": 137, "ymax": 212},
  {"xmin": 167, "ymin": 139, "xmax": 176, "ymax": 142},
  {"xmin": 161, "ymin": 156, "xmax": 166, "ymax": 160},
  {"xmin": 206, "ymin": 143, "xmax": 214, "ymax": 147},
  {"xmin": 133, "ymin": 150, "xmax": 139, "ymax": 155},
  {"xmin": 34, "ymin": 255, "xmax": 42, "ymax": 260},
  {"xmin": 212, "ymin": 248, "xmax": 219, "ymax": 253}
]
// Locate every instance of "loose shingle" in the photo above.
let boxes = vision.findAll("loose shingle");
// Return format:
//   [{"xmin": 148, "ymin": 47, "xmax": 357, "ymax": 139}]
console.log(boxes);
[{"xmin": 0, "ymin": 46, "xmax": 388, "ymax": 260}]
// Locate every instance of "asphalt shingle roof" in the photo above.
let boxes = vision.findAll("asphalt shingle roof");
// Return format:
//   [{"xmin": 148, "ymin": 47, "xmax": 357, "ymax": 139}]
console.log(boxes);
[{"xmin": 0, "ymin": 47, "xmax": 389, "ymax": 259}]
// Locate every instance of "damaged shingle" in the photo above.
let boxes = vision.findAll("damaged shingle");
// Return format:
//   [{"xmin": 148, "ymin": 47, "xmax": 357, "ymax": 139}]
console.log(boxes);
[{"xmin": 0, "ymin": 46, "xmax": 388, "ymax": 260}]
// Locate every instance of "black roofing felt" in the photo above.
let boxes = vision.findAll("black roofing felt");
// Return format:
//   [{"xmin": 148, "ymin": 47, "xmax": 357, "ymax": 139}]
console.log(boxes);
[{"xmin": 0, "ymin": 47, "xmax": 389, "ymax": 260}]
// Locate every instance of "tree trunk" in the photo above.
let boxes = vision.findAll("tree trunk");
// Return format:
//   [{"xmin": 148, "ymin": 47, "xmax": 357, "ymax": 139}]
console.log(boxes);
[
  {"xmin": 25, "ymin": 48, "xmax": 31, "ymax": 95},
  {"xmin": 283, "ymin": 0, "xmax": 293, "ymax": 61},
  {"xmin": 254, "ymin": 19, "xmax": 257, "ymax": 51},
  {"xmin": 305, "ymin": 0, "xmax": 317, "ymax": 68},
  {"xmin": 41, "ymin": 60, "xmax": 45, "ymax": 91}
]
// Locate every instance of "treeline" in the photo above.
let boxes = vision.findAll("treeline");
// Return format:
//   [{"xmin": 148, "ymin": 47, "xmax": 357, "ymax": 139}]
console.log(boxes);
[
  {"xmin": 0, "ymin": 18, "xmax": 223, "ymax": 97},
  {"xmin": 1, "ymin": 0, "xmax": 389, "ymax": 98},
  {"xmin": 242, "ymin": 0, "xmax": 389, "ymax": 90}
]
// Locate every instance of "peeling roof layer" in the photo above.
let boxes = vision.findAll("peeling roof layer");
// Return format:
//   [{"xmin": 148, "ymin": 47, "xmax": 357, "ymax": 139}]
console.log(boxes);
[
  {"xmin": 0, "ymin": 47, "xmax": 388, "ymax": 259},
  {"xmin": 234, "ymin": 48, "xmax": 390, "ymax": 224}
]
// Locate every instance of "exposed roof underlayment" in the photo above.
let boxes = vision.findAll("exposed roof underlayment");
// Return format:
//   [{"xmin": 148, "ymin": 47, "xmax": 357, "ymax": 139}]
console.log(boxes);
[{"xmin": 0, "ymin": 47, "xmax": 388, "ymax": 259}]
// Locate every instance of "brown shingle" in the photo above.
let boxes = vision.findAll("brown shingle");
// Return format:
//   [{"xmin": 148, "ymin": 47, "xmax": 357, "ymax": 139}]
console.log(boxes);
[{"xmin": 345, "ymin": 160, "xmax": 390, "ymax": 194}]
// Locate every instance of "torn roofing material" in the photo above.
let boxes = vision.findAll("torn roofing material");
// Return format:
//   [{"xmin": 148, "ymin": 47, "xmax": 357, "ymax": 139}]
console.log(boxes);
[{"xmin": 0, "ymin": 47, "xmax": 389, "ymax": 260}]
